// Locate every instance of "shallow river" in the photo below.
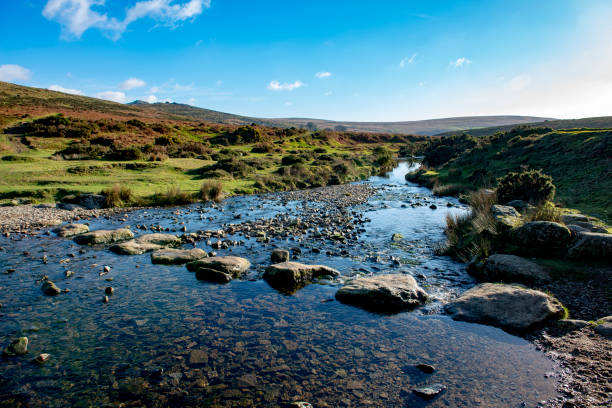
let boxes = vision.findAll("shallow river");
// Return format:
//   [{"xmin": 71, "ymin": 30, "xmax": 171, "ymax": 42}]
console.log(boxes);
[{"xmin": 0, "ymin": 162, "xmax": 558, "ymax": 407}]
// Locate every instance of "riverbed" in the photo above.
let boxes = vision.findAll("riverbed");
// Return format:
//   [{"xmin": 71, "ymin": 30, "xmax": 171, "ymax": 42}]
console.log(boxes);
[{"xmin": 0, "ymin": 162, "xmax": 558, "ymax": 407}]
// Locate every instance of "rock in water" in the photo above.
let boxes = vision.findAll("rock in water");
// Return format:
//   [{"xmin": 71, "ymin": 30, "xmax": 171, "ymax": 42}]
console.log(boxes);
[
  {"xmin": 567, "ymin": 232, "xmax": 612, "ymax": 261},
  {"xmin": 476, "ymin": 254, "xmax": 551, "ymax": 285},
  {"xmin": 510, "ymin": 221, "xmax": 571, "ymax": 256},
  {"xmin": 3, "ymin": 337, "xmax": 28, "ymax": 356},
  {"xmin": 53, "ymin": 223, "xmax": 89, "ymax": 237},
  {"xmin": 271, "ymin": 249, "xmax": 290, "ymax": 263},
  {"xmin": 414, "ymin": 384, "xmax": 446, "ymax": 399},
  {"xmin": 187, "ymin": 256, "xmax": 251, "ymax": 283},
  {"xmin": 74, "ymin": 228, "xmax": 134, "ymax": 245},
  {"xmin": 416, "ymin": 364, "xmax": 436, "ymax": 374},
  {"xmin": 42, "ymin": 280, "xmax": 61, "ymax": 296},
  {"xmin": 34, "ymin": 353, "xmax": 51, "ymax": 365},
  {"xmin": 445, "ymin": 283, "xmax": 566, "ymax": 331},
  {"xmin": 151, "ymin": 248, "xmax": 208, "ymax": 265},
  {"xmin": 263, "ymin": 262, "xmax": 340, "ymax": 293},
  {"xmin": 110, "ymin": 233, "xmax": 181, "ymax": 255},
  {"xmin": 335, "ymin": 274, "xmax": 428, "ymax": 313}
]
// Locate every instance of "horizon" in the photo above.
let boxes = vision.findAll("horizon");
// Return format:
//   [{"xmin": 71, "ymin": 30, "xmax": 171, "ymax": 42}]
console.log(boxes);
[{"xmin": 1, "ymin": 0, "xmax": 611, "ymax": 122}]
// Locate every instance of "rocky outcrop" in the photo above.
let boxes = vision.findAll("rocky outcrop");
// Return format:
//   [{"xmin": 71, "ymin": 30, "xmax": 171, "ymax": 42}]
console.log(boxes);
[
  {"xmin": 110, "ymin": 233, "xmax": 181, "ymax": 255},
  {"xmin": 475, "ymin": 254, "xmax": 551, "ymax": 285},
  {"xmin": 74, "ymin": 228, "xmax": 134, "ymax": 245},
  {"xmin": 445, "ymin": 283, "xmax": 566, "ymax": 331},
  {"xmin": 264, "ymin": 262, "xmax": 340, "ymax": 293},
  {"xmin": 187, "ymin": 256, "xmax": 251, "ymax": 283},
  {"xmin": 510, "ymin": 221, "xmax": 571, "ymax": 256},
  {"xmin": 53, "ymin": 223, "xmax": 89, "ymax": 237},
  {"xmin": 567, "ymin": 232, "xmax": 612, "ymax": 261},
  {"xmin": 491, "ymin": 204, "xmax": 521, "ymax": 232},
  {"xmin": 271, "ymin": 249, "xmax": 290, "ymax": 263},
  {"xmin": 335, "ymin": 274, "xmax": 428, "ymax": 313},
  {"xmin": 151, "ymin": 248, "xmax": 208, "ymax": 264}
]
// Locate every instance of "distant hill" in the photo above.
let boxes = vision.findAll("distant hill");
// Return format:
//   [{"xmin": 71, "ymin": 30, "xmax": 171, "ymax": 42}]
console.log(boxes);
[
  {"xmin": 434, "ymin": 116, "xmax": 612, "ymax": 137},
  {"xmin": 1, "ymin": 81, "xmax": 552, "ymax": 135}
]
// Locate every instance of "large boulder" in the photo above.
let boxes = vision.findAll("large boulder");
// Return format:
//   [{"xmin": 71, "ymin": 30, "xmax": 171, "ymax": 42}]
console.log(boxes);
[
  {"xmin": 187, "ymin": 256, "xmax": 251, "ymax": 283},
  {"xmin": 445, "ymin": 283, "xmax": 566, "ymax": 331},
  {"xmin": 491, "ymin": 205, "xmax": 521, "ymax": 232},
  {"xmin": 74, "ymin": 228, "xmax": 134, "ymax": 245},
  {"xmin": 476, "ymin": 254, "xmax": 551, "ymax": 285},
  {"xmin": 565, "ymin": 221, "xmax": 608, "ymax": 233},
  {"xmin": 567, "ymin": 232, "xmax": 612, "ymax": 261},
  {"xmin": 110, "ymin": 233, "xmax": 180, "ymax": 255},
  {"xmin": 53, "ymin": 223, "xmax": 89, "ymax": 237},
  {"xmin": 151, "ymin": 248, "xmax": 208, "ymax": 265},
  {"xmin": 77, "ymin": 194, "xmax": 106, "ymax": 209},
  {"xmin": 263, "ymin": 262, "xmax": 339, "ymax": 293},
  {"xmin": 335, "ymin": 274, "xmax": 428, "ymax": 313},
  {"xmin": 510, "ymin": 221, "xmax": 571, "ymax": 256}
]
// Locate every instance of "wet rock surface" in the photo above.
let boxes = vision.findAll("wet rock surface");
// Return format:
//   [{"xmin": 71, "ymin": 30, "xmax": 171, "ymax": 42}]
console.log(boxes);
[
  {"xmin": 151, "ymin": 248, "xmax": 209, "ymax": 264},
  {"xmin": 52, "ymin": 223, "xmax": 89, "ymax": 237},
  {"xmin": 110, "ymin": 233, "xmax": 181, "ymax": 255},
  {"xmin": 264, "ymin": 261, "xmax": 340, "ymax": 293},
  {"xmin": 335, "ymin": 274, "xmax": 429, "ymax": 313},
  {"xmin": 187, "ymin": 256, "xmax": 251, "ymax": 283},
  {"xmin": 74, "ymin": 228, "xmax": 134, "ymax": 245}
]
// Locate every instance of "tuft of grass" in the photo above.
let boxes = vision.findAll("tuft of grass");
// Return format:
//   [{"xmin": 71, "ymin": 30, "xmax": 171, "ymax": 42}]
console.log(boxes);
[
  {"xmin": 432, "ymin": 183, "xmax": 470, "ymax": 197},
  {"xmin": 525, "ymin": 201, "xmax": 562, "ymax": 223},
  {"xmin": 101, "ymin": 184, "xmax": 133, "ymax": 208},
  {"xmin": 199, "ymin": 180, "xmax": 224, "ymax": 202},
  {"xmin": 150, "ymin": 185, "xmax": 195, "ymax": 206}
]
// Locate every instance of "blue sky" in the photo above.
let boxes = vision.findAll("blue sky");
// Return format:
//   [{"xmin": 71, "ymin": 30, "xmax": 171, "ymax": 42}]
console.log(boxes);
[{"xmin": 1, "ymin": 0, "xmax": 611, "ymax": 121}]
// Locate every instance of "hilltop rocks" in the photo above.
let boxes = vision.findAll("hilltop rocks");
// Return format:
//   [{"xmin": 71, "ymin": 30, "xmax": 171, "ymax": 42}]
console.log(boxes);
[
  {"xmin": 151, "ymin": 248, "xmax": 208, "ymax": 265},
  {"xmin": 271, "ymin": 249, "xmax": 290, "ymax": 263},
  {"xmin": 476, "ymin": 254, "xmax": 551, "ymax": 285},
  {"xmin": 264, "ymin": 262, "xmax": 339, "ymax": 293},
  {"xmin": 335, "ymin": 274, "xmax": 429, "ymax": 313},
  {"xmin": 568, "ymin": 232, "xmax": 612, "ymax": 261},
  {"xmin": 510, "ymin": 221, "xmax": 571, "ymax": 256},
  {"xmin": 3, "ymin": 337, "xmax": 28, "ymax": 356},
  {"xmin": 74, "ymin": 228, "xmax": 134, "ymax": 245},
  {"xmin": 53, "ymin": 223, "xmax": 89, "ymax": 237},
  {"xmin": 187, "ymin": 256, "xmax": 251, "ymax": 283},
  {"xmin": 491, "ymin": 204, "xmax": 521, "ymax": 232},
  {"xmin": 445, "ymin": 283, "xmax": 566, "ymax": 331},
  {"xmin": 110, "ymin": 233, "xmax": 181, "ymax": 255}
]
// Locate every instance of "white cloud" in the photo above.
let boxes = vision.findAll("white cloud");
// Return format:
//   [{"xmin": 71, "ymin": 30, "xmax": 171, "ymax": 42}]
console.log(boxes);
[
  {"xmin": 145, "ymin": 94, "xmax": 157, "ymax": 103},
  {"xmin": 506, "ymin": 74, "xmax": 531, "ymax": 92},
  {"xmin": 42, "ymin": 0, "xmax": 209, "ymax": 40},
  {"xmin": 188, "ymin": 97, "xmax": 196, "ymax": 104},
  {"xmin": 315, "ymin": 71, "xmax": 332, "ymax": 79},
  {"xmin": 120, "ymin": 77, "xmax": 146, "ymax": 90},
  {"xmin": 0, "ymin": 64, "xmax": 32, "ymax": 82},
  {"xmin": 96, "ymin": 90, "xmax": 127, "ymax": 103},
  {"xmin": 451, "ymin": 57, "xmax": 472, "ymax": 68},
  {"xmin": 400, "ymin": 53, "xmax": 417, "ymax": 68},
  {"xmin": 48, "ymin": 84, "xmax": 85, "ymax": 95},
  {"xmin": 267, "ymin": 80, "xmax": 304, "ymax": 91}
]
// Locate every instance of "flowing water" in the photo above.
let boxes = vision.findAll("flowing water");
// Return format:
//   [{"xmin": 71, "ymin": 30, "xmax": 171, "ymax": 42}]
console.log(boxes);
[{"xmin": 0, "ymin": 162, "xmax": 558, "ymax": 407}]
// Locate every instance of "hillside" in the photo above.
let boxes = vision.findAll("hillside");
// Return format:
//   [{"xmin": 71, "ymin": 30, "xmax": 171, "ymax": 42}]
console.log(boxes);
[{"xmin": 1, "ymin": 81, "xmax": 550, "ymax": 135}]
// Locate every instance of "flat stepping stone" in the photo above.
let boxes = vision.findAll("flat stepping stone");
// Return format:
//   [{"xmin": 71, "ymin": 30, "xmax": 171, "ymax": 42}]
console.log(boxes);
[
  {"xmin": 414, "ymin": 384, "xmax": 446, "ymax": 399},
  {"xmin": 445, "ymin": 283, "xmax": 566, "ymax": 331},
  {"xmin": 263, "ymin": 262, "xmax": 340, "ymax": 293},
  {"xmin": 53, "ymin": 223, "xmax": 89, "ymax": 237},
  {"xmin": 187, "ymin": 256, "xmax": 251, "ymax": 283},
  {"xmin": 335, "ymin": 274, "xmax": 428, "ymax": 313},
  {"xmin": 110, "ymin": 233, "xmax": 180, "ymax": 255},
  {"xmin": 74, "ymin": 228, "xmax": 134, "ymax": 245},
  {"xmin": 476, "ymin": 254, "xmax": 551, "ymax": 285},
  {"xmin": 151, "ymin": 248, "xmax": 208, "ymax": 264}
]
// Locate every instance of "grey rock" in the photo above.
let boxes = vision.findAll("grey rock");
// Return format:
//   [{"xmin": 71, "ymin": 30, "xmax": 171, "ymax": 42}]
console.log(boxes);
[
  {"xmin": 414, "ymin": 384, "xmax": 446, "ymax": 399},
  {"xmin": 110, "ymin": 233, "xmax": 180, "ymax": 255},
  {"xmin": 567, "ymin": 221, "xmax": 608, "ymax": 233},
  {"xmin": 3, "ymin": 337, "xmax": 28, "ymax": 356},
  {"xmin": 510, "ymin": 221, "xmax": 572, "ymax": 256},
  {"xmin": 594, "ymin": 316, "xmax": 612, "ymax": 338},
  {"xmin": 53, "ymin": 223, "xmax": 89, "ymax": 237},
  {"xmin": 491, "ymin": 204, "xmax": 521, "ymax": 232},
  {"xmin": 335, "ymin": 274, "xmax": 428, "ymax": 313},
  {"xmin": 561, "ymin": 214, "xmax": 589, "ymax": 224},
  {"xmin": 42, "ymin": 280, "xmax": 61, "ymax": 296},
  {"xmin": 264, "ymin": 261, "xmax": 339, "ymax": 293},
  {"xmin": 151, "ymin": 248, "xmax": 208, "ymax": 265},
  {"xmin": 74, "ymin": 228, "xmax": 134, "ymax": 245},
  {"xmin": 477, "ymin": 254, "xmax": 551, "ymax": 285},
  {"xmin": 506, "ymin": 200, "xmax": 530, "ymax": 212},
  {"xmin": 445, "ymin": 283, "xmax": 566, "ymax": 331},
  {"xmin": 567, "ymin": 232, "xmax": 612, "ymax": 261},
  {"xmin": 271, "ymin": 249, "xmax": 290, "ymax": 263},
  {"xmin": 77, "ymin": 194, "xmax": 106, "ymax": 209},
  {"xmin": 187, "ymin": 256, "xmax": 251, "ymax": 283},
  {"xmin": 557, "ymin": 319, "xmax": 589, "ymax": 331}
]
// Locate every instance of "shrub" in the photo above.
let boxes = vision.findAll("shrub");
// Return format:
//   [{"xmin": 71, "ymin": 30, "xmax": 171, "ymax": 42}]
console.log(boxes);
[
  {"xmin": 199, "ymin": 181, "xmax": 224, "ymax": 202},
  {"xmin": 150, "ymin": 186, "xmax": 194, "ymax": 206},
  {"xmin": 105, "ymin": 146, "xmax": 143, "ymax": 161},
  {"xmin": 251, "ymin": 143, "xmax": 274, "ymax": 153},
  {"xmin": 281, "ymin": 154, "xmax": 306, "ymax": 166},
  {"xmin": 101, "ymin": 184, "xmax": 133, "ymax": 207},
  {"xmin": 496, "ymin": 170, "xmax": 555, "ymax": 204}
]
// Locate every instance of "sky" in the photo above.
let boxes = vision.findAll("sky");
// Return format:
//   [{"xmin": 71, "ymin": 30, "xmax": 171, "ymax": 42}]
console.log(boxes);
[{"xmin": 1, "ymin": 0, "xmax": 611, "ymax": 121}]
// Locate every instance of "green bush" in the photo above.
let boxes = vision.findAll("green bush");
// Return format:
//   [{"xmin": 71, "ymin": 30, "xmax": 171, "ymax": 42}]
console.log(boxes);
[{"xmin": 496, "ymin": 170, "xmax": 555, "ymax": 204}]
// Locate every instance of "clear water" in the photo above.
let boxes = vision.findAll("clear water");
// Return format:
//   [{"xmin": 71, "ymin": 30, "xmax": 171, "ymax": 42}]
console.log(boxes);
[{"xmin": 0, "ymin": 162, "xmax": 558, "ymax": 407}]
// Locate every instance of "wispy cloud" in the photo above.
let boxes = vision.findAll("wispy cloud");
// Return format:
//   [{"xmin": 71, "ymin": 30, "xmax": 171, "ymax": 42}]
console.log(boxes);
[
  {"xmin": 96, "ymin": 90, "xmax": 127, "ymax": 103},
  {"xmin": 451, "ymin": 57, "xmax": 472, "ymax": 68},
  {"xmin": 48, "ymin": 84, "xmax": 84, "ymax": 95},
  {"xmin": 267, "ymin": 80, "xmax": 304, "ymax": 91},
  {"xmin": 120, "ymin": 77, "xmax": 146, "ymax": 90},
  {"xmin": 315, "ymin": 71, "xmax": 332, "ymax": 79},
  {"xmin": 42, "ymin": 0, "xmax": 209, "ymax": 40},
  {"xmin": 399, "ymin": 53, "xmax": 417, "ymax": 68},
  {"xmin": 0, "ymin": 64, "xmax": 32, "ymax": 82},
  {"xmin": 145, "ymin": 94, "xmax": 157, "ymax": 103}
]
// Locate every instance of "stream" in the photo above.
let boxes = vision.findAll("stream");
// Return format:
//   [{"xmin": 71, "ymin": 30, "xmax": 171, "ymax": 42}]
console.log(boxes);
[{"xmin": 0, "ymin": 162, "xmax": 558, "ymax": 407}]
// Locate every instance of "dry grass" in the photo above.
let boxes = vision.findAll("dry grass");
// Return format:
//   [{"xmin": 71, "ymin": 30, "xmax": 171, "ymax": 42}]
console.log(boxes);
[
  {"xmin": 525, "ymin": 201, "xmax": 562, "ymax": 223},
  {"xmin": 101, "ymin": 184, "xmax": 133, "ymax": 208},
  {"xmin": 199, "ymin": 180, "xmax": 224, "ymax": 202}
]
